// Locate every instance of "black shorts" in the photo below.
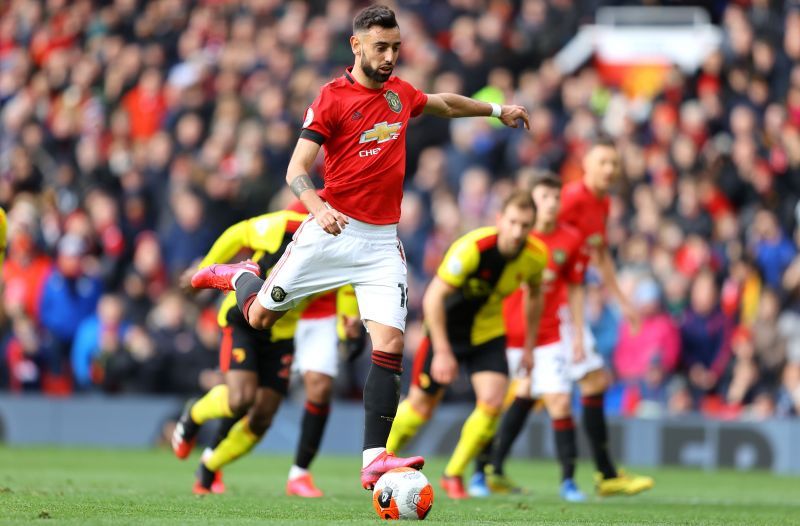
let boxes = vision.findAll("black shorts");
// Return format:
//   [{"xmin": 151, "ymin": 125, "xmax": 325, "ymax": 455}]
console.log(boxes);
[
  {"xmin": 410, "ymin": 335, "xmax": 507, "ymax": 396},
  {"xmin": 219, "ymin": 308, "xmax": 294, "ymax": 395}
]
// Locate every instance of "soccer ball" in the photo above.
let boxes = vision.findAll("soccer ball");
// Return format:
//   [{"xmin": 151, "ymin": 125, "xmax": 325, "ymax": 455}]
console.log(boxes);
[{"xmin": 372, "ymin": 467, "xmax": 434, "ymax": 520}]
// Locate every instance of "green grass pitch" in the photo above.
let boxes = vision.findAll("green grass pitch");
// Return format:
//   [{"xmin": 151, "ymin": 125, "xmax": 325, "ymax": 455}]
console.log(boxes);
[{"xmin": 1, "ymin": 447, "xmax": 798, "ymax": 525}]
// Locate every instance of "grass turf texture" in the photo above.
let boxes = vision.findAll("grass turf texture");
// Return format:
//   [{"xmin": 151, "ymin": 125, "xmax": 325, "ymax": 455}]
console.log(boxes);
[{"xmin": 1, "ymin": 447, "xmax": 798, "ymax": 525}]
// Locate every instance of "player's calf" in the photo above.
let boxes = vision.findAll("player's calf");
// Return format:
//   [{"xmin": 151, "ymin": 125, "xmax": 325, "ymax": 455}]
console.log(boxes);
[{"xmin": 172, "ymin": 399, "xmax": 200, "ymax": 460}]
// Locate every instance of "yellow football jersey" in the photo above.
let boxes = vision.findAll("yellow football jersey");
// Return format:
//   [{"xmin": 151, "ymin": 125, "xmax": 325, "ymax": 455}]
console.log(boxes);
[{"xmin": 435, "ymin": 226, "xmax": 548, "ymax": 346}]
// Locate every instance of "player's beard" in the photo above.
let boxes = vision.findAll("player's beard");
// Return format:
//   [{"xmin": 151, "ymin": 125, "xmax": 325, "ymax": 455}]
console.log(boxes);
[{"xmin": 362, "ymin": 56, "xmax": 393, "ymax": 83}]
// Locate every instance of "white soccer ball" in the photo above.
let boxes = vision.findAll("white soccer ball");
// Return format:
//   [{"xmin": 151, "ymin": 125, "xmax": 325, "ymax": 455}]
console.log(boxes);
[{"xmin": 372, "ymin": 467, "xmax": 434, "ymax": 520}]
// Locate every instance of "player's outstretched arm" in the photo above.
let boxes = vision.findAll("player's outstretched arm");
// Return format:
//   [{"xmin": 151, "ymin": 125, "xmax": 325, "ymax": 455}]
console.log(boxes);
[
  {"xmin": 422, "ymin": 93, "xmax": 530, "ymax": 129},
  {"xmin": 287, "ymin": 139, "xmax": 348, "ymax": 236},
  {"xmin": 422, "ymin": 277, "xmax": 459, "ymax": 385}
]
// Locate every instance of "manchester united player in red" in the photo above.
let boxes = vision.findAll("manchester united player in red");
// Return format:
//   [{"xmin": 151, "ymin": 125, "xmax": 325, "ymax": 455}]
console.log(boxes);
[
  {"xmin": 190, "ymin": 5, "xmax": 530, "ymax": 490},
  {"xmin": 557, "ymin": 137, "xmax": 654, "ymax": 496}
]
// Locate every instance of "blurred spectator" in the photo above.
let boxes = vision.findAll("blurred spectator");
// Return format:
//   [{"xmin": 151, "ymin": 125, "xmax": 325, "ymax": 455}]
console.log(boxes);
[
  {"xmin": 149, "ymin": 290, "xmax": 218, "ymax": 396},
  {"xmin": 751, "ymin": 289, "xmax": 788, "ymax": 390},
  {"xmin": 71, "ymin": 294, "xmax": 129, "ymax": 391},
  {"xmin": 615, "ymin": 278, "xmax": 681, "ymax": 414},
  {"xmin": 750, "ymin": 209, "xmax": 797, "ymax": 291},
  {"xmin": 101, "ymin": 325, "xmax": 162, "ymax": 394},
  {"xmin": 721, "ymin": 327, "xmax": 760, "ymax": 408},
  {"xmin": 679, "ymin": 270, "xmax": 732, "ymax": 406},
  {"xmin": 39, "ymin": 234, "xmax": 103, "ymax": 389},
  {"xmin": 2, "ymin": 205, "xmax": 52, "ymax": 322},
  {"xmin": 160, "ymin": 188, "xmax": 216, "ymax": 278}
]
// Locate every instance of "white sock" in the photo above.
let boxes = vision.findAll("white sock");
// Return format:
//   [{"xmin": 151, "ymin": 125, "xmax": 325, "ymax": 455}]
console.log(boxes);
[
  {"xmin": 362, "ymin": 447, "xmax": 385, "ymax": 468},
  {"xmin": 201, "ymin": 447, "xmax": 214, "ymax": 462},
  {"xmin": 288, "ymin": 465, "xmax": 308, "ymax": 481}
]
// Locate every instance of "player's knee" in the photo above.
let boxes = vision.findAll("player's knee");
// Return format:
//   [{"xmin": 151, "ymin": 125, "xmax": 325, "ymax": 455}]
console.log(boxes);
[
  {"xmin": 304, "ymin": 372, "xmax": 333, "ymax": 404},
  {"xmin": 407, "ymin": 389, "xmax": 436, "ymax": 420},
  {"xmin": 247, "ymin": 413, "xmax": 272, "ymax": 436},
  {"xmin": 247, "ymin": 307, "xmax": 271, "ymax": 330},
  {"xmin": 546, "ymin": 394, "xmax": 571, "ymax": 418},
  {"xmin": 580, "ymin": 369, "xmax": 609, "ymax": 395},
  {"xmin": 370, "ymin": 331, "xmax": 404, "ymax": 355},
  {"xmin": 228, "ymin": 389, "xmax": 256, "ymax": 415},
  {"xmin": 515, "ymin": 378, "xmax": 532, "ymax": 398},
  {"xmin": 247, "ymin": 305, "xmax": 283, "ymax": 330},
  {"xmin": 477, "ymin": 395, "xmax": 504, "ymax": 415}
]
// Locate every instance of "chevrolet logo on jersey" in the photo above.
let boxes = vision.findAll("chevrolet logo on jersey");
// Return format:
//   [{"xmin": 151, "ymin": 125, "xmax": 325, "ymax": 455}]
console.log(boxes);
[{"xmin": 360, "ymin": 121, "xmax": 402, "ymax": 144}]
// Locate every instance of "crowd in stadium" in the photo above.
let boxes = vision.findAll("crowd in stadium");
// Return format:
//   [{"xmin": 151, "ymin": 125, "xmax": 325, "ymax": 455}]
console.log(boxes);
[{"xmin": 1, "ymin": 0, "xmax": 799, "ymax": 420}]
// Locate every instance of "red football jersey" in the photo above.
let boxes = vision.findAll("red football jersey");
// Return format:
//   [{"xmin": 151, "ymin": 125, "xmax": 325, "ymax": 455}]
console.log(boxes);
[
  {"xmin": 504, "ymin": 223, "xmax": 588, "ymax": 348},
  {"xmin": 557, "ymin": 181, "xmax": 611, "ymax": 252},
  {"xmin": 300, "ymin": 67, "xmax": 428, "ymax": 225}
]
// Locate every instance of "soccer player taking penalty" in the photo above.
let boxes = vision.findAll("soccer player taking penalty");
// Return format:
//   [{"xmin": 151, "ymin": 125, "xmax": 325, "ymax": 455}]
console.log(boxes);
[
  {"xmin": 386, "ymin": 192, "xmax": 548, "ymax": 499},
  {"xmin": 190, "ymin": 4, "xmax": 530, "ymax": 490}
]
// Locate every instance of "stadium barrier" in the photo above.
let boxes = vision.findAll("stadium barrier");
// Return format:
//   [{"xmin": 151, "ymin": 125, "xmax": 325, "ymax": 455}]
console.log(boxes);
[{"xmin": 1, "ymin": 395, "xmax": 797, "ymax": 474}]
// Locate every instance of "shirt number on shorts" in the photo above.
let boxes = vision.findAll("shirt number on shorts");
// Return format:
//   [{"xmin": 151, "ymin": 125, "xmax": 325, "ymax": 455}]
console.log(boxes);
[{"xmin": 397, "ymin": 283, "xmax": 408, "ymax": 309}]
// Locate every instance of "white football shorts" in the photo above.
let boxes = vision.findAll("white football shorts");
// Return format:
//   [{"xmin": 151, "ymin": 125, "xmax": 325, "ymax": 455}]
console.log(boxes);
[
  {"xmin": 506, "ymin": 322, "xmax": 604, "ymax": 397},
  {"xmin": 293, "ymin": 315, "xmax": 339, "ymax": 377},
  {"xmin": 257, "ymin": 216, "xmax": 408, "ymax": 332}
]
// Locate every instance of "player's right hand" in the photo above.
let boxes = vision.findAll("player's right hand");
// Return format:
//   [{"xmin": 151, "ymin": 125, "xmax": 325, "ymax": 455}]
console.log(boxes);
[
  {"xmin": 314, "ymin": 206, "xmax": 349, "ymax": 236},
  {"xmin": 431, "ymin": 350, "xmax": 458, "ymax": 385},
  {"xmin": 499, "ymin": 105, "xmax": 530, "ymax": 130}
]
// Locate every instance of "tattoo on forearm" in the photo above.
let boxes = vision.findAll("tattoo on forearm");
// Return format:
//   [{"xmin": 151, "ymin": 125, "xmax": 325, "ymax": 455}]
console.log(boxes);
[{"xmin": 289, "ymin": 173, "xmax": 315, "ymax": 198}]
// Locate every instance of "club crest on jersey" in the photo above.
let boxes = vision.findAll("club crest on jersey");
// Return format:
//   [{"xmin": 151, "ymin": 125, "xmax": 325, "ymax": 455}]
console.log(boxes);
[
  {"xmin": 271, "ymin": 286, "xmax": 287, "ymax": 302},
  {"xmin": 359, "ymin": 121, "xmax": 403, "ymax": 144},
  {"xmin": 384, "ymin": 90, "xmax": 402, "ymax": 112},
  {"xmin": 552, "ymin": 249, "xmax": 566, "ymax": 265}
]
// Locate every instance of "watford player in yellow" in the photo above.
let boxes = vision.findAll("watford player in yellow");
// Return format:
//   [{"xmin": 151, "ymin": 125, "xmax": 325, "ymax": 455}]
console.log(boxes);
[
  {"xmin": 171, "ymin": 209, "xmax": 358, "ymax": 495},
  {"xmin": 387, "ymin": 191, "xmax": 548, "ymax": 499}
]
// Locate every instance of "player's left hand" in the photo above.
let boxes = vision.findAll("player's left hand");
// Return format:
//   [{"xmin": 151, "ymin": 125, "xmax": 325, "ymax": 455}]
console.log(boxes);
[{"xmin": 499, "ymin": 105, "xmax": 530, "ymax": 130}]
